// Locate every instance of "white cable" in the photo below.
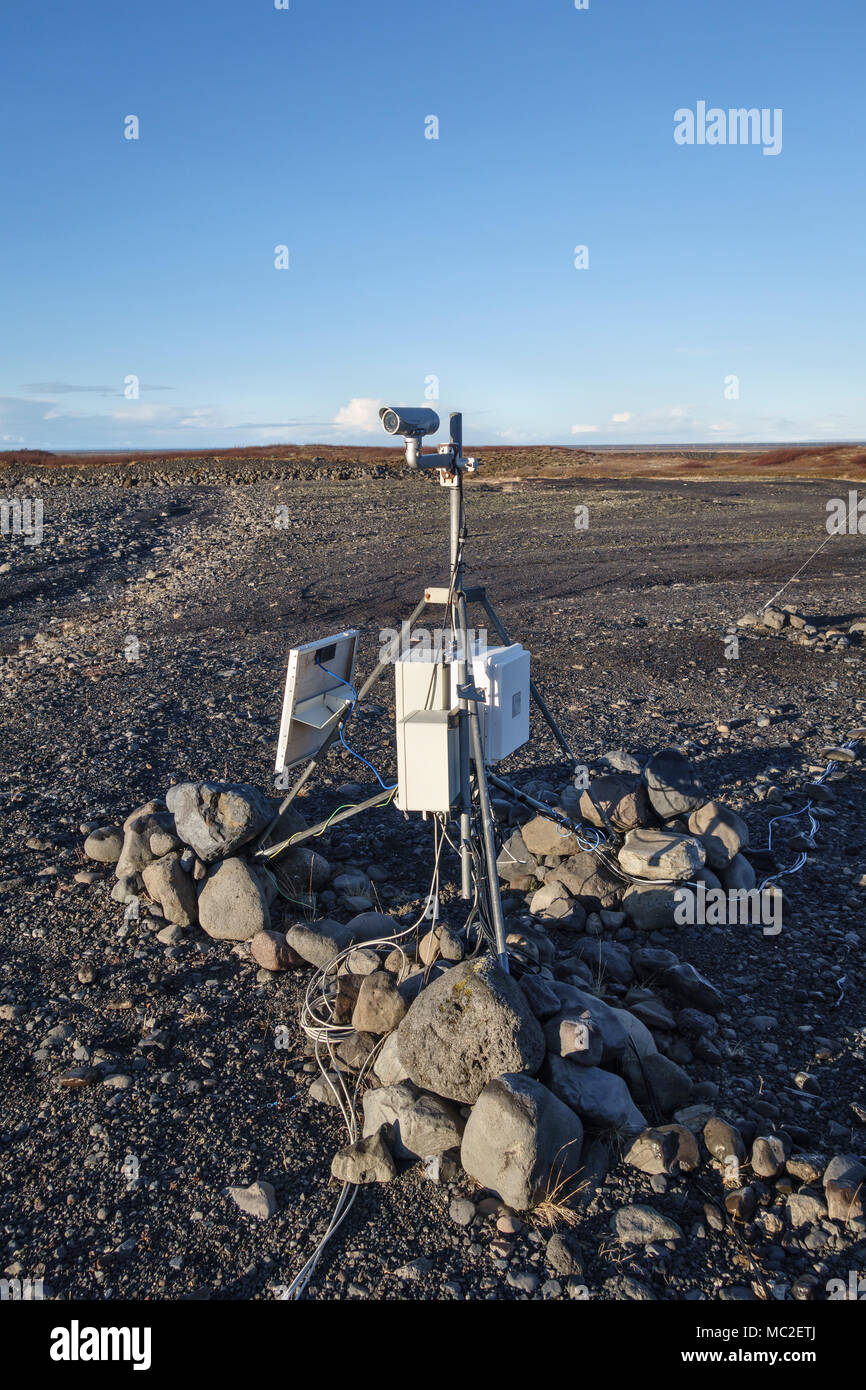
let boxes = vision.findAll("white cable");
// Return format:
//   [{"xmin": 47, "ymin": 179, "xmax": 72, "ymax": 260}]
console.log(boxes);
[{"xmin": 281, "ymin": 824, "xmax": 448, "ymax": 1300}]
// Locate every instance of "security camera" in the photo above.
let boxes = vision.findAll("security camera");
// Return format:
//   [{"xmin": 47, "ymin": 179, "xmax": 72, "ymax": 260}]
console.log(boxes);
[{"xmin": 379, "ymin": 406, "xmax": 440, "ymax": 439}]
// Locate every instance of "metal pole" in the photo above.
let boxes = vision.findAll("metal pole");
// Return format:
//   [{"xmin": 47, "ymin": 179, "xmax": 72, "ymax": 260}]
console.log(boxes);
[{"xmin": 450, "ymin": 465, "xmax": 473, "ymax": 901}]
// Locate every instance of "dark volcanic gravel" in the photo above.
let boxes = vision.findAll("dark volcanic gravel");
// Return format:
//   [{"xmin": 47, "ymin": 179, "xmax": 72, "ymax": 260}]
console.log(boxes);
[{"xmin": 0, "ymin": 472, "xmax": 864, "ymax": 1301}]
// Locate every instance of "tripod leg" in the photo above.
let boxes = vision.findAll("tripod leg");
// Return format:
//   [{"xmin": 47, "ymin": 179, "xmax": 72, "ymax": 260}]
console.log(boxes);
[
  {"xmin": 455, "ymin": 590, "xmax": 509, "ymax": 973},
  {"xmin": 480, "ymin": 594, "xmax": 576, "ymax": 764}
]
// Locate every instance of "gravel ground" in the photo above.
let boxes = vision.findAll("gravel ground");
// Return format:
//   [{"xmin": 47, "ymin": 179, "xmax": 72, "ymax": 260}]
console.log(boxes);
[{"xmin": 0, "ymin": 472, "xmax": 864, "ymax": 1302}]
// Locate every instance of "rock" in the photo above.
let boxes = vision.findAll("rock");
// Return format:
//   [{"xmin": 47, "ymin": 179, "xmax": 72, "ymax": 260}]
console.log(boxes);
[
  {"xmin": 519, "ymin": 975, "xmax": 562, "ymax": 1021},
  {"xmin": 544, "ymin": 1055, "xmax": 647, "ymax": 1134},
  {"xmin": 624, "ymin": 1125, "xmax": 699, "ymax": 1176},
  {"xmin": 269, "ymin": 844, "xmax": 331, "ymax": 893},
  {"xmin": 334, "ymin": 1031, "xmax": 379, "ymax": 1074},
  {"xmin": 622, "ymin": 1052, "xmax": 693, "ymax": 1114},
  {"xmin": 343, "ymin": 911, "xmax": 401, "ymax": 943},
  {"xmin": 83, "ymin": 827, "xmax": 124, "ymax": 864},
  {"xmin": 751, "ymin": 1133, "xmax": 791, "ymax": 1178},
  {"xmin": 460, "ymin": 1073, "xmax": 584, "ymax": 1211},
  {"xmin": 823, "ymin": 1154, "xmax": 866, "ymax": 1222},
  {"xmin": 725, "ymin": 1187, "xmax": 756, "ymax": 1222},
  {"xmin": 545, "ymin": 1232, "xmax": 585, "ymax": 1277},
  {"xmin": 529, "ymin": 880, "xmax": 572, "ymax": 916},
  {"xmin": 362, "ymin": 1082, "xmax": 464, "ymax": 1159},
  {"xmin": 309, "ymin": 1073, "xmax": 342, "ymax": 1106},
  {"xmin": 579, "ymin": 774, "xmax": 651, "ymax": 831},
  {"xmin": 618, "ymin": 829, "xmax": 705, "ymax": 881},
  {"xmin": 497, "ymin": 830, "xmax": 539, "ymax": 882},
  {"xmin": 250, "ymin": 929, "xmax": 302, "ymax": 972},
  {"xmin": 611, "ymin": 1204, "xmax": 683, "ymax": 1245},
  {"xmin": 284, "ymin": 918, "xmax": 352, "ymax": 969},
  {"xmin": 787, "ymin": 1153, "xmax": 827, "ymax": 1185},
  {"xmin": 632, "ymin": 948, "xmax": 723, "ymax": 1013},
  {"xmin": 373, "ymin": 1031, "xmax": 411, "ymax": 1085},
  {"xmin": 549, "ymin": 983, "xmax": 629, "ymax": 1061},
  {"xmin": 686, "ymin": 801, "xmax": 749, "ymax": 871},
  {"xmin": 165, "ymin": 781, "xmax": 273, "ymax": 862},
  {"xmin": 344, "ymin": 947, "xmax": 382, "ymax": 976},
  {"xmin": 520, "ymin": 816, "xmax": 582, "ymax": 858},
  {"xmin": 548, "ymin": 853, "xmax": 621, "ymax": 911},
  {"xmin": 419, "ymin": 924, "xmax": 464, "ymax": 964},
  {"xmin": 623, "ymin": 884, "xmax": 691, "ymax": 931},
  {"xmin": 644, "ymin": 749, "xmax": 705, "ymax": 819},
  {"xmin": 141, "ymin": 852, "xmax": 198, "ymax": 927},
  {"xmin": 227, "ymin": 1180, "xmax": 277, "ymax": 1220},
  {"xmin": 787, "ymin": 1189, "xmax": 827, "ymax": 1227},
  {"xmin": 115, "ymin": 811, "xmax": 176, "ymax": 879},
  {"xmin": 703, "ymin": 1118, "xmax": 746, "ymax": 1167},
  {"xmin": 450, "ymin": 1198, "xmax": 476, "ymax": 1226},
  {"xmin": 156, "ymin": 924, "xmax": 182, "ymax": 945},
  {"xmin": 571, "ymin": 938, "xmax": 633, "ymax": 984},
  {"xmin": 609, "ymin": 1007, "xmax": 657, "ymax": 1060},
  {"xmin": 331, "ymin": 1127, "xmax": 396, "ymax": 1184},
  {"xmin": 396, "ymin": 956, "xmax": 545, "ymax": 1104},
  {"xmin": 149, "ymin": 828, "xmax": 183, "ymax": 857},
  {"xmin": 720, "ymin": 853, "xmax": 756, "ymax": 892},
  {"xmin": 351, "ymin": 971, "xmax": 407, "ymax": 1034},
  {"xmin": 197, "ymin": 858, "xmax": 270, "ymax": 941}
]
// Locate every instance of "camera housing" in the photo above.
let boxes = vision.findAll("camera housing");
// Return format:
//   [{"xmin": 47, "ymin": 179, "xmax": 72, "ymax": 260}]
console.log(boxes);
[{"xmin": 379, "ymin": 406, "xmax": 440, "ymax": 439}]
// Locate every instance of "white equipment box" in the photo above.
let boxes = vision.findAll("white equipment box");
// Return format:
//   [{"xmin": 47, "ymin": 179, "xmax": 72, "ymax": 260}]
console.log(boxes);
[
  {"xmin": 396, "ymin": 707, "xmax": 462, "ymax": 812},
  {"xmin": 451, "ymin": 642, "xmax": 530, "ymax": 764},
  {"xmin": 275, "ymin": 629, "xmax": 360, "ymax": 774}
]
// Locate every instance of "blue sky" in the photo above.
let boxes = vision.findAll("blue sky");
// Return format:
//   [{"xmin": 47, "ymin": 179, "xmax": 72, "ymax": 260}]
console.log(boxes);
[{"xmin": 1, "ymin": 0, "xmax": 864, "ymax": 450}]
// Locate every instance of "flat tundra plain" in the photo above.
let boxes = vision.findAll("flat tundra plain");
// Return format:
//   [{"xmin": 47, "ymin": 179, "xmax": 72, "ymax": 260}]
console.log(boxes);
[{"xmin": 0, "ymin": 470, "xmax": 864, "ymax": 1301}]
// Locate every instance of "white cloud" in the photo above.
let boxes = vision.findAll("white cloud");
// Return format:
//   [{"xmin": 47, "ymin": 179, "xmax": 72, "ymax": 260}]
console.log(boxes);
[
  {"xmin": 570, "ymin": 424, "xmax": 598, "ymax": 434},
  {"xmin": 611, "ymin": 412, "xmax": 632, "ymax": 423},
  {"xmin": 332, "ymin": 397, "xmax": 384, "ymax": 434}
]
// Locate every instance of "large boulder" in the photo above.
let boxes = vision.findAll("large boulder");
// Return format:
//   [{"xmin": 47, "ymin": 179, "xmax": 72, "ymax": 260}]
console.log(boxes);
[
  {"xmin": 687, "ymin": 801, "xmax": 749, "ymax": 871},
  {"xmin": 396, "ymin": 956, "xmax": 545, "ymax": 1104},
  {"xmin": 643, "ymin": 749, "xmax": 706, "ymax": 819},
  {"xmin": 549, "ymin": 983, "xmax": 629, "ymax": 1061},
  {"xmin": 622, "ymin": 1051, "xmax": 693, "ymax": 1114},
  {"xmin": 83, "ymin": 827, "xmax": 124, "ymax": 864},
  {"xmin": 544, "ymin": 1055, "xmax": 647, "ymax": 1134},
  {"xmin": 580, "ymin": 775, "xmax": 652, "ymax": 832},
  {"xmin": 284, "ymin": 918, "xmax": 353, "ymax": 969},
  {"xmin": 623, "ymin": 883, "xmax": 694, "ymax": 931},
  {"xmin": 141, "ymin": 852, "xmax": 198, "ymax": 927},
  {"xmin": 115, "ymin": 811, "xmax": 177, "ymax": 879},
  {"xmin": 165, "ymin": 781, "xmax": 273, "ymax": 862},
  {"xmin": 197, "ymin": 857, "xmax": 271, "ymax": 940},
  {"xmin": 497, "ymin": 829, "xmax": 539, "ymax": 883},
  {"xmin": 460, "ymin": 1073, "xmax": 584, "ymax": 1211},
  {"xmin": 618, "ymin": 829, "xmax": 705, "ymax": 881},
  {"xmin": 362, "ymin": 1082, "xmax": 464, "ymax": 1159},
  {"xmin": 520, "ymin": 816, "xmax": 583, "ymax": 859},
  {"xmin": 548, "ymin": 852, "xmax": 622, "ymax": 911},
  {"xmin": 351, "ymin": 971, "xmax": 407, "ymax": 1034},
  {"xmin": 274, "ymin": 844, "xmax": 331, "ymax": 893}
]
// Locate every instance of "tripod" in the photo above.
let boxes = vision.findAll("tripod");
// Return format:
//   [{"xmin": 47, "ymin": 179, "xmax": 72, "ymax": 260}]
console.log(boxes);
[{"xmin": 255, "ymin": 413, "xmax": 577, "ymax": 974}]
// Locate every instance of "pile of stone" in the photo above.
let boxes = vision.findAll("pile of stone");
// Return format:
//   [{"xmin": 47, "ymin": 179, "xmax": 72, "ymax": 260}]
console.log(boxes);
[
  {"xmin": 84, "ymin": 757, "xmax": 812, "ymax": 1229},
  {"xmin": 497, "ymin": 746, "xmax": 755, "ymax": 936},
  {"xmin": 734, "ymin": 606, "xmax": 866, "ymax": 654},
  {"xmin": 83, "ymin": 779, "xmax": 402, "ymax": 965}
]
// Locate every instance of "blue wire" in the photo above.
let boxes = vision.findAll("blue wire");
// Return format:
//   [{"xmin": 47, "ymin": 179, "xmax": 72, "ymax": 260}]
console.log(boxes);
[{"xmin": 315, "ymin": 654, "xmax": 397, "ymax": 791}]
